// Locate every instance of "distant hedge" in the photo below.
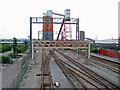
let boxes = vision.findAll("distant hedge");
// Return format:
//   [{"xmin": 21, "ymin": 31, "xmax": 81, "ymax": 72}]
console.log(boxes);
[
  {"xmin": 9, "ymin": 53, "xmax": 18, "ymax": 58},
  {"xmin": 2, "ymin": 44, "xmax": 12, "ymax": 53},
  {"xmin": 9, "ymin": 53, "xmax": 22, "ymax": 58}
]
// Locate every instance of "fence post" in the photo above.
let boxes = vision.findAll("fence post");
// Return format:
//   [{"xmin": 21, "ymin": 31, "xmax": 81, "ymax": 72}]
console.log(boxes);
[
  {"xmin": 10, "ymin": 56, "xmax": 11, "ymax": 64},
  {"xmin": 8, "ymin": 54, "xmax": 30, "ymax": 89},
  {"xmin": 78, "ymin": 48, "xmax": 79, "ymax": 55},
  {"xmin": 13, "ymin": 79, "xmax": 14, "ymax": 90},
  {"xmin": 88, "ymin": 43, "xmax": 90, "ymax": 58}
]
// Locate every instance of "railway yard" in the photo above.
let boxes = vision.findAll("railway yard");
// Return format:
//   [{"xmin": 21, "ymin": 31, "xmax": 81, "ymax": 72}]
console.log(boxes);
[
  {"xmin": 19, "ymin": 48, "xmax": 120, "ymax": 89},
  {"xmin": 1, "ymin": 2, "xmax": 120, "ymax": 90},
  {"xmin": 17, "ymin": 9, "xmax": 120, "ymax": 89}
]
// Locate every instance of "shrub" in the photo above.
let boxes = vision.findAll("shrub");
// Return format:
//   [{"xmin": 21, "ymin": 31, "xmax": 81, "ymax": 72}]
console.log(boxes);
[
  {"xmin": 90, "ymin": 47, "xmax": 99, "ymax": 53},
  {"xmin": 64, "ymin": 48, "xmax": 69, "ymax": 50},
  {"xmin": 2, "ymin": 56, "xmax": 13, "ymax": 64},
  {"xmin": 17, "ymin": 47, "xmax": 23, "ymax": 53},
  {"xmin": 24, "ymin": 50, "xmax": 29, "ymax": 54},
  {"xmin": 17, "ymin": 56, "xmax": 22, "ymax": 58},
  {"xmin": 9, "ymin": 53, "xmax": 22, "ymax": 58},
  {"xmin": 9, "ymin": 53, "xmax": 18, "ymax": 58},
  {"xmin": 2, "ymin": 44, "xmax": 12, "ymax": 53},
  {"xmin": 17, "ymin": 44, "xmax": 29, "ymax": 53}
]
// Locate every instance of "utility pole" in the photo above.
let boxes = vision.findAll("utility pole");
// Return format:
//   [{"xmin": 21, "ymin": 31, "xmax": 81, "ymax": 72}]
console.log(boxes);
[{"xmin": 30, "ymin": 17, "xmax": 32, "ymax": 58}]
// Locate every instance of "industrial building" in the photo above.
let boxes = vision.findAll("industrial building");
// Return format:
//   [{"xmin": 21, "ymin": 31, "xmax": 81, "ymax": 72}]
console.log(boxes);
[
  {"xmin": 42, "ymin": 9, "xmax": 71, "ymax": 40},
  {"xmin": 1, "ymin": 41, "xmax": 24, "ymax": 45}
]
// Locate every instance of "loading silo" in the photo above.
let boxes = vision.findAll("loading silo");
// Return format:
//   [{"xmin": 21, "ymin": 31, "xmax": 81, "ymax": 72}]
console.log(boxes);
[
  {"xmin": 43, "ymin": 10, "xmax": 53, "ymax": 40},
  {"xmin": 79, "ymin": 31, "xmax": 85, "ymax": 41}
]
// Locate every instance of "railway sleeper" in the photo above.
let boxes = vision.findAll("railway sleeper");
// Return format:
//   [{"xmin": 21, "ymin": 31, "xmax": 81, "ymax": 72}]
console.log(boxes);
[
  {"xmin": 43, "ymin": 83, "xmax": 53, "ymax": 87},
  {"xmin": 41, "ymin": 73, "xmax": 50, "ymax": 76},
  {"xmin": 43, "ymin": 82, "xmax": 60, "ymax": 87}
]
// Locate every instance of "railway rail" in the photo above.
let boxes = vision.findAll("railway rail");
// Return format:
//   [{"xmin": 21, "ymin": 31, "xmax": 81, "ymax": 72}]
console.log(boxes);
[
  {"xmin": 90, "ymin": 55, "xmax": 120, "ymax": 68},
  {"xmin": 80, "ymin": 51, "xmax": 120, "ymax": 68},
  {"xmin": 80, "ymin": 51, "xmax": 120, "ymax": 74},
  {"xmin": 67, "ymin": 49, "xmax": 120, "ymax": 74},
  {"xmin": 52, "ymin": 52, "xmax": 101, "ymax": 89},
  {"xmin": 53, "ymin": 49, "xmax": 120, "ymax": 89},
  {"xmin": 90, "ymin": 57, "xmax": 120, "ymax": 74},
  {"xmin": 40, "ymin": 49, "xmax": 53, "ymax": 90}
]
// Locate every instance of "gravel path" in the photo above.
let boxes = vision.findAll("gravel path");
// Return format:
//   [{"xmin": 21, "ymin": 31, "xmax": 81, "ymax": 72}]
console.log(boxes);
[{"xmin": 0, "ymin": 51, "xmax": 13, "ymax": 57}]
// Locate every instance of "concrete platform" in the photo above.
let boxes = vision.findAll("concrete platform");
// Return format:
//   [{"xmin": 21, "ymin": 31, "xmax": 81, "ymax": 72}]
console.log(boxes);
[
  {"xmin": 19, "ymin": 50, "xmax": 42, "ymax": 88},
  {"xmin": 50, "ymin": 57, "xmax": 74, "ymax": 88},
  {"xmin": 91, "ymin": 53, "xmax": 120, "ymax": 64}
]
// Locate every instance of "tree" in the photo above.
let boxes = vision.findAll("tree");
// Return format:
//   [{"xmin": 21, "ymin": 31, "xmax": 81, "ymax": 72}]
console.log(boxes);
[
  {"xmin": 13, "ymin": 37, "xmax": 17, "ymax": 54},
  {"xmin": 2, "ymin": 56, "xmax": 13, "ymax": 64},
  {"xmin": 2, "ymin": 44, "xmax": 12, "ymax": 53}
]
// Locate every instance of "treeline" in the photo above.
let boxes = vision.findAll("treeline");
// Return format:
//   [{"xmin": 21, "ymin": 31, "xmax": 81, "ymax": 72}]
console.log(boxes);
[
  {"xmin": 8, "ymin": 44, "xmax": 29, "ymax": 58},
  {"xmin": 2, "ymin": 44, "xmax": 29, "ymax": 63},
  {"xmin": 17, "ymin": 44, "xmax": 29, "ymax": 53},
  {"xmin": 1, "ymin": 44, "xmax": 12, "ymax": 53}
]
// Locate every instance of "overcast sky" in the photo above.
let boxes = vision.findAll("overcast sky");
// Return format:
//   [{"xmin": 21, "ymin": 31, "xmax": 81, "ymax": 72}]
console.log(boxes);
[{"xmin": 0, "ymin": 0, "xmax": 119, "ymax": 40}]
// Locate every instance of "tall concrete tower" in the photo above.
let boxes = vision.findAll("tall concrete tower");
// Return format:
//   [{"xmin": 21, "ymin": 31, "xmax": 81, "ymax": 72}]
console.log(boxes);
[
  {"xmin": 43, "ymin": 10, "xmax": 53, "ymax": 40},
  {"xmin": 79, "ymin": 31, "xmax": 85, "ymax": 41}
]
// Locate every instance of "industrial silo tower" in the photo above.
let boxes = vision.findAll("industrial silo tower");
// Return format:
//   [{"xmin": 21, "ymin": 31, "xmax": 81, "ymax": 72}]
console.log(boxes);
[{"xmin": 43, "ymin": 10, "xmax": 53, "ymax": 40}]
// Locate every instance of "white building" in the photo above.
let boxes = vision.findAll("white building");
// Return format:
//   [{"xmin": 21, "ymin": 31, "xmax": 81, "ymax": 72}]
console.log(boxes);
[{"xmin": 95, "ymin": 39, "xmax": 118, "ymax": 44}]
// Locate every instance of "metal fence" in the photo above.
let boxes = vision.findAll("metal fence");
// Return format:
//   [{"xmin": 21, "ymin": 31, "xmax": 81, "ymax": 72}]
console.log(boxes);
[
  {"xmin": 21, "ymin": 54, "xmax": 30, "ymax": 66},
  {"xmin": 7, "ymin": 53, "xmax": 30, "ymax": 90}
]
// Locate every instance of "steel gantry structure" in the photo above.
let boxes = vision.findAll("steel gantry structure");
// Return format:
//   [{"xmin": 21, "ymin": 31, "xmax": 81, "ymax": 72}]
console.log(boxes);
[{"xmin": 30, "ymin": 17, "xmax": 80, "ymax": 58}]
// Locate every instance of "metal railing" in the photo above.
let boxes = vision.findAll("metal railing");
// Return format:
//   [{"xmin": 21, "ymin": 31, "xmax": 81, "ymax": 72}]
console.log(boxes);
[
  {"xmin": 21, "ymin": 53, "xmax": 30, "ymax": 66},
  {"xmin": 7, "ymin": 53, "xmax": 30, "ymax": 90}
]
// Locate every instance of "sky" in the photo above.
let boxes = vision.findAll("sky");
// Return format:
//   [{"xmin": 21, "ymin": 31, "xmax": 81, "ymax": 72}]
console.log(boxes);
[{"xmin": 0, "ymin": 0, "xmax": 119, "ymax": 40}]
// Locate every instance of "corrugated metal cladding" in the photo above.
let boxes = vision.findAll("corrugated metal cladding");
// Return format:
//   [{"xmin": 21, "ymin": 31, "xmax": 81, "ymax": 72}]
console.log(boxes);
[
  {"xmin": 43, "ymin": 16, "xmax": 53, "ymax": 31},
  {"xmin": 79, "ymin": 31, "xmax": 85, "ymax": 41},
  {"xmin": 42, "ymin": 16, "xmax": 53, "ymax": 40},
  {"xmin": 42, "ymin": 31, "xmax": 53, "ymax": 40}
]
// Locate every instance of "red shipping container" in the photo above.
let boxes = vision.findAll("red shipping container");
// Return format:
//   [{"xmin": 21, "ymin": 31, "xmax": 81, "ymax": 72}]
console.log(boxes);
[
  {"xmin": 100, "ymin": 49, "xmax": 107, "ymax": 56},
  {"xmin": 108, "ymin": 50, "xmax": 118, "ymax": 58},
  {"xmin": 100, "ymin": 49, "xmax": 119, "ymax": 58},
  {"xmin": 100, "ymin": 49, "xmax": 103, "ymax": 55},
  {"xmin": 110, "ymin": 50, "xmax": 119, "ymax": 58},
  {"xmin": 104, "ymin": 49, "xmax": 107, "ymax": 56},
  {"xmin": 108, "ymin": 50, "xmax": 113, "ymax": 57},
  {"xmin": 106, "ymin": 50, "xmax": 109, "ymax": 56},
  {"xmin": 100, "ymin": 49, "xmax": 104, "ymax": 55}
]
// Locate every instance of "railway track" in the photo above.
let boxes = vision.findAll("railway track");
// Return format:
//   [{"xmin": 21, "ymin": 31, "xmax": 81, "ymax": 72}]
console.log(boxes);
[
  {"xmin": 80, "ymin": 51, "xmax": 120, "ymax": 68},
  {"xmin": 52, "ymin": 52, "xmax": 101, "ymax": 89},
  {"xmin": 53, "ymin": 49, "xmax": 120, "ymax": 89},
  {"xmin": 80, "ymin": 51, "xmax": 120, "ymax": 74},
  {"xmin": 40, "ymin": 49, "xmax": 53, "ymax": 90},
  {"xmin": 90, "ymin": 55, "xmax": 120, "ymax": 68},
  {"xmin": 67, "ymin": 49, "xmax": 120, "ymax": 74},
  {"xmin": 90, "ymin": 58, "xmax": 120, "ymax": 74}
]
